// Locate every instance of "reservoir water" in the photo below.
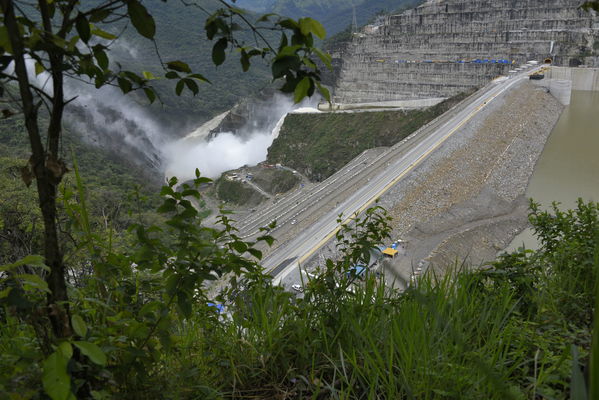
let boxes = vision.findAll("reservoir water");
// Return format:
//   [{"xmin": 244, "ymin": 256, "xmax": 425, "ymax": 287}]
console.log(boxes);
[{"xmin": 508, "ymin": 90, "xmax": 599, "ymax": 250}]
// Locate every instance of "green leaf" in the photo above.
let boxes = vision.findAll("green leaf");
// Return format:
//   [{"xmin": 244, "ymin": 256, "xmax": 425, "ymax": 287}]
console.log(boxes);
[
  {"xmin": 204, "ymin": 18, "xmax": 218, "ymax": 40},
  {"xmin": 127, "ymin": 1, "xmax": 156, "ymax": 39},
  {"xmin": 240, "ymin": 50, "xmax": 250, "ymax": 72},
  {"xmin": 89, "ymin": 9, "xmax": 111, "ymax": 23},
  {"xmin": 165, "ymin": 71, "xmax": 179, "ymax": 79},
  {"xmin": 90, "ymin": 27, "xmax": 116, "ymax": 40},
  {"xmin": 278, "ymin": 18, "xmax": 299, "ymax": 31},
  {"xmin": 175, "ymin": 80, "xmax": 185, "ymax": 96},
  {"xmin": 166, "ymin": 61, "xmax": 191, "ymax": 73},
  {"xmin": 117, "ymin": 77, "xmax": 132, "ymax": 93},
  {"xmin": 165, "ymin": 273, "xmax": 179, "ymax": 296},
  {"xmin": 42, "ymin": 352, "xmax": 71, "ymax": 400},
  {"xmin": 71, "ymin": 315, "xmax": 87, "ymax": 338},
  {"xmin": 19, "ymin": 273, "xmax": 49, "ymax": 293},
  {"xmin": 75, "ymin": 13, "xmax": 91, "ymax": 43},
  {"xmin": 0, "ymin": 26, "xmax": 13, "ymax": 53},
  {"xmin": 57, "ymin": 342, "xmax": 73, "ymax": 360},
  {"xmin": 144, "ymin": 88, "xmax": 156, "ymax": 104},
  {"xmin": 294, "ymin": 76, "xmax": 311, "ymax": 103},
  {"xmin": 0, "ymin": 254, "xmax": 47, "ymax": 272},
  {"xmin": 313, "ymin": 48, "xmax": 332, "ymax": 69},
  {"xmin": 231, "ymin": 241, "xmax": 247, "ymax": 253},
  {"xmin": 94, "ymin": 49, "xmax": 108, "ymax": 70},
  {"xmin": 74, "ymin": 341, "xmax": 107, "ymax": 366},
  {"xmin": 183, "ymin": 78, "xmax": 199, "ymax": 95},
  {"xmin": 299, "ymin": 17, "xmax": 326, "ymax": 39},
  {"xmin": 142, "ymin": 71, "xmax": 155, "ymax": 80},
  {"xmin": 581, "ymin": 1, "xmax": 599, "ymax": 12},
  {"xmin": 35, "ymin": 62, "xmax": 45, "ymax": 76},
  {"xmin": 0, "ymin": 287, "xmax": 12, "ymax": 299},
  {"xmin": 160, "ymin": 185, "xmax": 175, "ymax": 196},
  {"xmin": 177, "ymin": 293, "xmax": 192, "ymax": 318},
  {"xmin": 316, "ymin": 82, "xmax": 331, "ymax": 102},
  {"xmin": 157, "ymin": 198, "xmax": 177, "ymax": 213},
  {"xmin": 571, "ymin": 345, "xmax": 588, "ymax": 400},
  {"xmin": 277, "ymin": 45, "xmax": 302, "ymax": 58},
  {"xmin": 272, "ymin": 55, "xmax": 300, "ymax": 80},
  {"xmin": 189, "ymin": 73, "xmax": 210, "ymax": 83},
  {"xmin": 247, "ymin": 248, "xmax": 262, "ymax": 260},
  {"xmin": 212, "ymin": 37, "xmax": 228, "ymax": 66}
]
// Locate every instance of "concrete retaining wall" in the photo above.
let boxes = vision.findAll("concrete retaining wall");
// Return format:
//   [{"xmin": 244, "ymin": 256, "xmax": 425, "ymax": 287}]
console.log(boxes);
[
  {"xmin": 535, "ymin": 67, "xmax": 599, "ymax": 105},
  {"xmin": 548, "ymin": 66, "xmax": 599, "ymax": 91}
]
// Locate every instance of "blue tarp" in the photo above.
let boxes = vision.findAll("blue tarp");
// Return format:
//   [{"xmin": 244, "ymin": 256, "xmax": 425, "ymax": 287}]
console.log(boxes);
[
  {"xmin": 207, "ymin": 303, "xmax": 225, "ymax": 313},
  {"xmin": 347, "ymin": 265, "xmax": 367, "ymax": 278}
]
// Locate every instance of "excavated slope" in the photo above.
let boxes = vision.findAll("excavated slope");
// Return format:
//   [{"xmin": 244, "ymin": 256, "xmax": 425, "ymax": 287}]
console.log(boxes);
[{"xmin": 335, "ymin": 0, "xmax": 599, "ymax": 103}]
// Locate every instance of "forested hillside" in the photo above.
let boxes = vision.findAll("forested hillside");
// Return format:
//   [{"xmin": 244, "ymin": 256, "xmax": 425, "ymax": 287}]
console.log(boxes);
[
  {"xmin": 238, "ymin": 0, "xmax": 423, "ymax": 34},
  {"xmin": 100, "ymin": 0, "xmax": 273, "ymax": 133}
]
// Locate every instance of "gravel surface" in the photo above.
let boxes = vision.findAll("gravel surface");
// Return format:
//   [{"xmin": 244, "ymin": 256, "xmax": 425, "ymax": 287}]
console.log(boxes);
[
  {"xmin": 303, "ymin": 82, "xmax": 564, "ymax": 283},
  {"xmin": 381, "ymin": 82, "xmax": 564, "ymax": 283}
]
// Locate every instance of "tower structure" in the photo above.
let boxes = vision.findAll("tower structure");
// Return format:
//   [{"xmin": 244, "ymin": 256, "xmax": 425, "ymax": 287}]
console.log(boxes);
[{"xmin": 351, "ymin": 1, "xmax": 358, "ymax": 34}]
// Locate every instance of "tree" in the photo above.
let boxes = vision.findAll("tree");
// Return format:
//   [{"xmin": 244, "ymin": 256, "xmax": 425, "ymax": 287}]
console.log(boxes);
[
  {"xmin": 0, "ymin": 0, "xmax": 331, "ymax": 340},
  {"xmin": 582, "ymin": 1, "xmax": 599, "ymax": 11}
]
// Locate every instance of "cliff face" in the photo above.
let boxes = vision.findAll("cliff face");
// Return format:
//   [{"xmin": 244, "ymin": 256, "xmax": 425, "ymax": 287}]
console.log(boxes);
[{"xmin": 334, "ymin": 0, "xmax": 599, "ymax": 103}]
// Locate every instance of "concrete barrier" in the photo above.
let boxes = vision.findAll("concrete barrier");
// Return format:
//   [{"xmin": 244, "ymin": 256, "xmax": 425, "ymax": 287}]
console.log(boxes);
[
  {"xmin": 536, "ymin": 67, "xmax": 599, "ymax": 105},
  {"xmin": 547, "ymin": 67, "xmax": 599, "ymax": 91}
]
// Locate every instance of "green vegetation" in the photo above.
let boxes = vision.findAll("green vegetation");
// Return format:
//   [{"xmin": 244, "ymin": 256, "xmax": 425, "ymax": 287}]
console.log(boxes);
[
  {"xmin": 0, "ymin": 115, "xmax": 163, "ymax": 266},
  {"xmin": 240, "ymin": 0, "xmax": 424, "ymax": 35},
  {"xmin": 2, "ymin": 1, "xmax": 598, "ymax": 398},
  {"xmin": 268, "ymin": 92, "xmax": 472, "ymax": 181},
  {"xmin": 253, "ymin": 169, "xmax": 300, "ymax": 194},
  {"xmin": 124, "ymin": 1, "xmax": 274, "ymax": 129},
  {"xmin": 0, "ymin": 0, "xmax": 330, "ymax": 348},
  {"xmin": 215, "ymin": 178, "xmax": 266, "ymax": 206},
  {"xmin": 1, "ymin": 179, "xmax": 597, "ymax": 398}
]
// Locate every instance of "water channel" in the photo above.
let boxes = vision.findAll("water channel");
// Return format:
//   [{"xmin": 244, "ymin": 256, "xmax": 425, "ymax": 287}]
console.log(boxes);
[{"xmin": 508, "ymin": 90, "xmax": 599, "ymax": 250}]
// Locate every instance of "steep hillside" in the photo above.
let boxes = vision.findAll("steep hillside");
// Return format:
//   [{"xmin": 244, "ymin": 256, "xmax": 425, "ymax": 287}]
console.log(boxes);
[
  {"xmin": 100, "ymin": 0, "xmax": 272, "ymax": 132},
  {"xmin": 58, "ymin": 1, "xmax": 275, "ymax": 172},
  {"xmin": 0, "ymin": 114, "xmax": 164, "ymax": 264},
  {"xmin": 237, "ymin": 0, "xmax": 422, "ymax": 35},
  {"xmin": 267, "ymin": 91, "xmax": 471, "ymax": 181}
]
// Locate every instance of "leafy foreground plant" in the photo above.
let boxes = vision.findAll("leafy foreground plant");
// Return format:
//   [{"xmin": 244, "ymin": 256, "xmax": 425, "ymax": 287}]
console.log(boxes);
[
  {"xmin": 1, "ymin": 188, "xmax": 598, "ymax": 399},
  {"xmin": 192, "ymin": 200, "xmax": 598, "ymax": 399},
  {"xmin": 0, "ymin": 171, "xmax": 276, "ymax": 398}
]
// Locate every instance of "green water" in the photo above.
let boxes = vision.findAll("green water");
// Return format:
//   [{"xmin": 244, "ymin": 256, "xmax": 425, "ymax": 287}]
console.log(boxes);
[{"xmin": 508, "ymin": 90, "xmax": 599, "ymax": 250}]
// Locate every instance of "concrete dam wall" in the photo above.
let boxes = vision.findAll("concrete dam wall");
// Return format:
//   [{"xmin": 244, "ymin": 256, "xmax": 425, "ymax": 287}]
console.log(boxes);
[
  {"xmin": 335, "ymin": 0, "xmax": 599, "ymax": 103},
  {"xmin": 534, "ymin": 66, "xmax": 599, "ymax": 105}
]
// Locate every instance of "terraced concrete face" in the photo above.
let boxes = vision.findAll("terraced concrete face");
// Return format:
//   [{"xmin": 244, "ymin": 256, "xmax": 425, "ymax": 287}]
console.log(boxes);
[{"xmin": 334, "ymin": 0, "xmax": 599, "ymax": 103}]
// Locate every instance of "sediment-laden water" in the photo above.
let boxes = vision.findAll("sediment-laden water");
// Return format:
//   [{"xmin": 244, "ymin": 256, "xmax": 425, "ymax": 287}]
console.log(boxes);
[{"xmin": 509, "ymin": 90, "xmax": 599, "ymax": 250}]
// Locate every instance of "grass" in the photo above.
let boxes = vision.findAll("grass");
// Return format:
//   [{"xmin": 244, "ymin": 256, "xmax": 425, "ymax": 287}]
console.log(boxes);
[
  {"xmin": 159, "ymin": 266, "xmax": 590, "ymax": 399},
  {"xmin": 149, "ymin": 200, "xmax": 597, "ymax": 399},
  {"xmin": 268, "ymin": 91, "xmax": 473, "ymax": 181},
  {"xmin": 215, "ymin": 178, "xmax": 266, "ymax": 206},
  {"xmin": 1, "ymin": 184, "xmax": 596, "ymax": 399},
  {"xmin": 252, "ymin": 169, "xmax": 300, "ymax": 195}
]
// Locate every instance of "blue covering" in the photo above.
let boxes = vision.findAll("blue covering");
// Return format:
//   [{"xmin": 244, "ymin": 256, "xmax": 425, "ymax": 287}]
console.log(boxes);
[
  {"xmin": 347, "ymin": 265, "xmax": 367, "ymax": 277},
  {"xmin": 207, "ymin": 302, "xmax": 225, "ymax": 313}
]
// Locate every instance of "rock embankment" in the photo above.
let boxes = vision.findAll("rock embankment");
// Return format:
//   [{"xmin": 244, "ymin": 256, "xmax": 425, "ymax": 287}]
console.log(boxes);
[{"xmin": 376, "ymin": 82, "xmax": 563, "ymax": 282}]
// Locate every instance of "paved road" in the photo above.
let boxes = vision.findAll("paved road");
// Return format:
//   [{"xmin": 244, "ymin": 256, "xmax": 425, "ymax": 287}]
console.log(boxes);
[{"xmin": 250, "ymin": 66, "xmax": 541, "ymax": 286}]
